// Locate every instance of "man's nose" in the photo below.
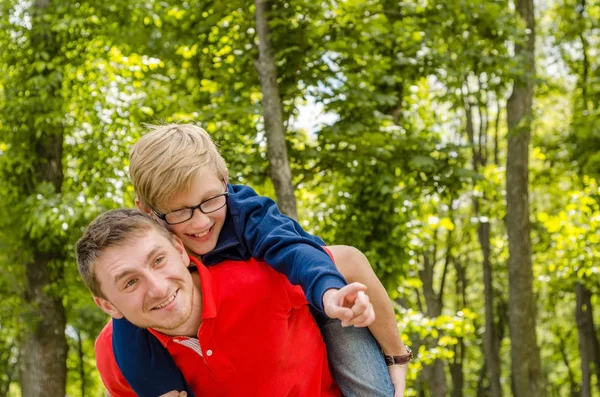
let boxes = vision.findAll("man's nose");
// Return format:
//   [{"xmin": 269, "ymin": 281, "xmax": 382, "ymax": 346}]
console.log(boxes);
[{"xmin": 146, "ymin": 271, "xmax": 169, "ymax": 297}]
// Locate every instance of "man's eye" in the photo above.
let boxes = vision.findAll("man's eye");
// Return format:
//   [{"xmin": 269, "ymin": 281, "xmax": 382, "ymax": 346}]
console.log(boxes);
[
  {"xmin": 125, "ymin": 279, "xmax": 137, "ymax": 289},
  {"xmin": 155, "ymin": 256, "xmax": 165, "ymax": 265}
]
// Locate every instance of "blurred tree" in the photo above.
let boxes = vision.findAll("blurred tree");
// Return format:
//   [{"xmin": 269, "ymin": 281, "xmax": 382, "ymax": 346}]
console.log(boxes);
[
  {"xmin": 0, "ymin": 0, "xmax": 70, "ymax": 394},
  {"xmin": 254, "ymin": 0, "xmax": 298, "ymax": 218},
  {"xmin": 505, "ymin": 0, "xmax": 545, "ymax": 396},
  {"xmin": 0, "ymin": 1, "xmax": 597, "ymax": 396}
]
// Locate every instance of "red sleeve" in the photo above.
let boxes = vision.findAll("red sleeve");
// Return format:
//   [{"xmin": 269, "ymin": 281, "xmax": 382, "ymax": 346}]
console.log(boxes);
[{"xmin": 95, "ymin": 320, "xmax": 137, "ymax": 397}]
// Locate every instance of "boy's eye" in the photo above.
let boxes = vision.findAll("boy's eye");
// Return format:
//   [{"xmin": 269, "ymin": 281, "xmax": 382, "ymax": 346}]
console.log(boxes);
[{"xmin": 154, "ymin": 256, "xmax": 165, "ymax": 266}]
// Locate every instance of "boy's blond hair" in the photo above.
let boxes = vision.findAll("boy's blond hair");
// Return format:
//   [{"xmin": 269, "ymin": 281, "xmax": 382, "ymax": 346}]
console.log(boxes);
[{"xmin": 130, "ymin": 124, "xmax": 228, "ymax": 212}]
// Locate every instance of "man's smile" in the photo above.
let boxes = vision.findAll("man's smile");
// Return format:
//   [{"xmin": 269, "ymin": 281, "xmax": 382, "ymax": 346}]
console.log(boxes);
[{"xmin": 152, "ymin": 290, "xmax": 178, "ymax": 310}]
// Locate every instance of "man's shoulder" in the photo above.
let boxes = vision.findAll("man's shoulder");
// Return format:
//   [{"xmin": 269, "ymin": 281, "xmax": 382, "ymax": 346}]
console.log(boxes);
[
  {"xmin": 95, "ymin": 320, "xmax": 113, "ymax": 350},
  {"xmin": 94, "ymin": 320, "xmax": 138, "ymax": 396},
  {"xmin": 95, "ymin": 320, "xmax": 116, "ymax": 373}
]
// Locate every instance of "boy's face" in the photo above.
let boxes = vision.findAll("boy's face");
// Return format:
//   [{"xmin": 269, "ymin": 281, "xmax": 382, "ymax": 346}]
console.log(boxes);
[
  {"xmin": 93, "ymin": 230, "xmax": 198, "ymax": 335},
  {"xmin": 162, "ymin": 170, "xmax": 228, "ymax": 257}
]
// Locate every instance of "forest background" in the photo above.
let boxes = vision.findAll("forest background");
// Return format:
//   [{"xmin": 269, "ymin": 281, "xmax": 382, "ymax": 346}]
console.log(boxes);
[{"xmin": 0, "ymin": 0, "xmax": 598, "ymax": 396}]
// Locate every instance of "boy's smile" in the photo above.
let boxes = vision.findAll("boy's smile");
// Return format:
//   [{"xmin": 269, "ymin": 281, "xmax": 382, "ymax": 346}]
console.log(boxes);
[
  {"xmin": 185, "ymin": 222, "xmax": 217, "ymax": 246},
  {"xmin": 163, "ymin": 170, "xmax": 228, "ymax": 257}
]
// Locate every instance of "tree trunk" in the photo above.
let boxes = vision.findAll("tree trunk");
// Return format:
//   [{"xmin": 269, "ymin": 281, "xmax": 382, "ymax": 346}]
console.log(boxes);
[
  {"xmin": 505, "ymin": 1, "xmax": 544, "ymax": 396},
  {"xmin": 464, "ymin": 94, "xmax": 502, "ymax": 397},
  {"xmin": 476, "ymin": 362, "xmax": 488, "ymax": 397},
  {"xmin": 494, "ymin": 100, "xmax": 501, "ymax": 166},
  {"xmin": 20, "ymin": 136, "xmax": 67, "ymax": 396},
  {"xmin": 20, "ymin": 251, "xmax": 67, "ymax": 397},
  {"xmin": 451, "ymin": 254, "xmax": 466, "ymax": 397},
  {"xmin": 419, "ymin": 251, "xmax": 447, "ymax": 396},
  {"xmin": 254, "ymin": 0, "xmax": 298, "ymax": 219},
  {"xmin": 573, "ymin": 2, "xmax": 600, "ymax": 390},
  {"xmin": 17, "ymin": 1, "xmax": 68, "ymax": 395},
  {"xmin": 556, "ymin": 328, "xmax": 580, "ymax": 397},
  {"xmin": 479, "ymin": 220, "xmax": 502, "ymax": 397},
  {"xmin": 424, "ymin": 360, "xmax": 447, "ymax": 397},
  {"xmin": 450, "ymin": 354, "xmax": 463, "ymax": 397},
  {"xmin": 450, "ymin": 327, "xmax": 465, "ymax": 397},
  {"xmin": 77, "ymin": 328, "xmax": 87, "ymax": 397},
  {"xmin": 576, "ymin": 282, "xmax": 598, "ymax": 397}
]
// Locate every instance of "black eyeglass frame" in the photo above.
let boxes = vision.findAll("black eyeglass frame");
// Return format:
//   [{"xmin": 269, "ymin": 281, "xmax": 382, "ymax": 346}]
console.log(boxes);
[{"xmin": 150, "ymin": 182, "xmax": 230, "ymax": 225}]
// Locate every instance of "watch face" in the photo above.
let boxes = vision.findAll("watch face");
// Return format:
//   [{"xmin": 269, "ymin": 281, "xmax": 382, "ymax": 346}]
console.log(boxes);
[{"xmin": 404, "ymin": 345, "xmax": 413, "ymax": 362}]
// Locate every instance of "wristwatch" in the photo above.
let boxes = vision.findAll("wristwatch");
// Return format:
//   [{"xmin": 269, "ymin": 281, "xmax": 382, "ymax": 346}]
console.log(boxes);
[{"xmin": 384, "ymin": 345, "xmax": 413, "ymax": 366}]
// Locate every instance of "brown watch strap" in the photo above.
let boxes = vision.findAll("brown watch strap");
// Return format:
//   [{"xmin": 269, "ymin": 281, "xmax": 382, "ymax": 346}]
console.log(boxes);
[{"xmin": 384, "ymin": 347, "xmax": 413, "ymax": 366}]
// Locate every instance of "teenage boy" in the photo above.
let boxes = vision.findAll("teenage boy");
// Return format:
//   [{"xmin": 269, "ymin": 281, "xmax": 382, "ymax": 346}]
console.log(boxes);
[
  {"xmin": 113, "ymin": 124, "xmax": 412, "ymax": 396},
  {"xmin": 77, "ymin": 209, "xmax": 342, "ymax": 396}
]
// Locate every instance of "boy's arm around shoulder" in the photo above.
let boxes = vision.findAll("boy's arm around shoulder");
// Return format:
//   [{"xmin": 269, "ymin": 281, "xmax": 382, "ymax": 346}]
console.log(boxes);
[
  {"xmin": 95, "ymin": 322, "xmax": 138, "ymax": 397},
  {"xmin": 98, "ymin": 322, "xmax": 190, "ymax": 397},
  {"xmin": 105, "ymin": 391, "xmax": 188, "ymax": 397},
  {"xmin": 111, "ymin": 317, "xmax": 194, "ymax": 396},
  {"xmin": 228, "ymin": 184, "xmax": 347, "ymax": 312}
]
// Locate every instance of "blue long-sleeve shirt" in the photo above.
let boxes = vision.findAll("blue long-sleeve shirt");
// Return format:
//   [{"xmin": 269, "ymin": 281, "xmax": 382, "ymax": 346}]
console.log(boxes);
[{"xmin": 111, "ymin": 183, "xmax": 347, "ymax": 396}]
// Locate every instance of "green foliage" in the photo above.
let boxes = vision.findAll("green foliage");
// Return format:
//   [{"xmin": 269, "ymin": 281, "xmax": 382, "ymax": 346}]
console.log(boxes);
[
  {"xmin": 0, "ymin": 0, "xmax": 597, "ymax": 395},
  {"xmin": 549, "ymin": 0, "xmax": 600, "ymax": 179}
]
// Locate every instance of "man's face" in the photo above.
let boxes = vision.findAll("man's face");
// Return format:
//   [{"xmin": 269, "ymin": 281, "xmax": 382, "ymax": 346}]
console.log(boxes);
[
  {"xmin": 93, "ymin": 230, "xmax": 197, "ymax": 335},
  {"xmin": 162, "ymin": 170, "xmax": 228, "ymax": 257}
]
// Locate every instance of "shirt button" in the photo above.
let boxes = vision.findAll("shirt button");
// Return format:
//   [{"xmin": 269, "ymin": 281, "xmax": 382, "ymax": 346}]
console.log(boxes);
[{"xmin": 206, "ymin": 349, "xmax": 213, "ymax": 356}]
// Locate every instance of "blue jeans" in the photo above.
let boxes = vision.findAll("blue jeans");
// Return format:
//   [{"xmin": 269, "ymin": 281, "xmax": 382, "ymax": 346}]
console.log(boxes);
[{"xmin": 315, "ymin": 314, "xmax": 395, "ymax": 397}]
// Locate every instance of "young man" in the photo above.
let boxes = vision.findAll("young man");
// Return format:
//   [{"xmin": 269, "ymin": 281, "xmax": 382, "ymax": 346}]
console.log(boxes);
[
  {"xmin": 113, "ymin": 124, "xmax": 411, "ymax": 396},
  {"xmin": 77, "ymin": 209, "xmax": 342, "ymax": 396}
]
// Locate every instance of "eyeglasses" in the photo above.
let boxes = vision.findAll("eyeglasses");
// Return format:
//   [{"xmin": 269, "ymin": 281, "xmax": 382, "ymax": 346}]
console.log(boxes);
[{"xmin": 151, "ymin": 187, "xmax": 229, "ymax": 225}]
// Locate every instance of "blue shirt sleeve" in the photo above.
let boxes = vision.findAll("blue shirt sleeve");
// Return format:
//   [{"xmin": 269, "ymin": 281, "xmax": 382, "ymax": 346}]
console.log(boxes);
[
  {"xmin": 112, "ymin": 317, "xmax": 195, "ymax": 397},
  {"xmin": 228, "ymin": 184, "xmax": 347, "ymax": 312}
]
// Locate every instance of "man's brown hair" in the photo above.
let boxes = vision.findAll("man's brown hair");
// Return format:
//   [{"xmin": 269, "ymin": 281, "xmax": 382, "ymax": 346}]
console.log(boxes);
[
  {"xmin": 76, "ymin": 208, "xmax": 175, "ymax": 298},
  {"xmin": 130, "ymin": 123, "xmax": 229, "ymax": 213}
]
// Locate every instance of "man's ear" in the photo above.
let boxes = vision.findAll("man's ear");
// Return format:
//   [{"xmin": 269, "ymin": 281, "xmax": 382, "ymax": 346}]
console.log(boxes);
[
  {"xmin": 173, "ymin": 236, "xmax": 190, "ymax": 267},
  {"xmin": 135, "ymin": 198, "xmax": 152, "ymax": 214},
  {"xmin": 93, "ymin": 296, "xmax": 124, "ymax": 319}
]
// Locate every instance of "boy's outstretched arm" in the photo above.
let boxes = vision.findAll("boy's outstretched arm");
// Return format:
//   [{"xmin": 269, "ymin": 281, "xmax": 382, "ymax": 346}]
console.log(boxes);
[
  {"xmin": 225, "ymin": 185, "xmax": 348, "ymax": 313},
  {"xmin": 328, "ymin": 245, "xmax": 410, "ymax": 397}
]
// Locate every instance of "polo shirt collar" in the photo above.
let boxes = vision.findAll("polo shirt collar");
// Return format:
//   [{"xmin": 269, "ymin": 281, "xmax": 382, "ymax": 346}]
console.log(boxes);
[{"xmin": 147, "ymin": 256, "xmax": 217, "ymax": 348}]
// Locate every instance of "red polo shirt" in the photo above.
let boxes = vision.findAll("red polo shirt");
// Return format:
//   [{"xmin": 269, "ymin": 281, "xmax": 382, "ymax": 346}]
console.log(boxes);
[{"xmin": 95, "ymin": 257, "xmax": 340, "ymax": 397}]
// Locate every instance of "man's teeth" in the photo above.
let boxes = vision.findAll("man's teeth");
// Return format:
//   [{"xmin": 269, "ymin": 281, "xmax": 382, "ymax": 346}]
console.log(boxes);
[
  {"xmin": 192, "ymin": 230, "xmax": 209, "ymax": 238},
  {"xmin": 154, "ymin": 291, "xmax": 177, "ymax": 310}
]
